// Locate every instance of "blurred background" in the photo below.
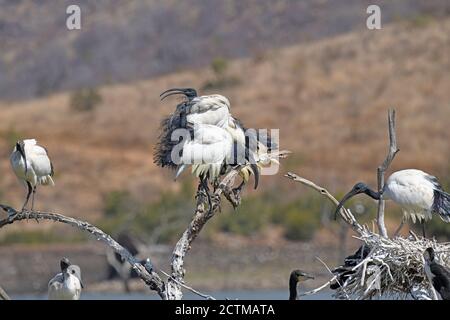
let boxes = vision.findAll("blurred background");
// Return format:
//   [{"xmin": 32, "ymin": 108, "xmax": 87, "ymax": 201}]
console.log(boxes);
[{"xmin": 0, "ymin": 0, "xmax": 449, "ymax": 299}]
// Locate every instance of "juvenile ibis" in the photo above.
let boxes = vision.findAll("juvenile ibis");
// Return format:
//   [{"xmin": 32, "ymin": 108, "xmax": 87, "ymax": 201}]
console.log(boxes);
[
  {"xmin": 423, "ymin": 247, "xmax": 450, "ymax": 300},
  {"xmin": 10, "ymin": 139, "xmax": 54, "ymax": 211},
  {"xmin": 289, "ymin": 269, "xmax": 314, "ymax": 300},
  {"xmin": 48, "ymin": 258, "xmax": 83, "ymax": 300},
  {"xmin": 335, "ymin": 169, "xmax": 450, "ymax": 236}
]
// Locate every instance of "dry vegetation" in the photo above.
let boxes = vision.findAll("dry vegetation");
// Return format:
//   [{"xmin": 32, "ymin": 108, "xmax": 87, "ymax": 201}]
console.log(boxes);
[{"xmin": 0, "ymin": 17, "xmax": 449, "ymax": 241}]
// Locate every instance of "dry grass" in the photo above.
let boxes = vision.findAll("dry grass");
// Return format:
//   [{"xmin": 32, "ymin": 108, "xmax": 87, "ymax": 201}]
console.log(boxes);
[{"xmin": 0, "ymin": 18, "xmax": 449, "ymax": 232}]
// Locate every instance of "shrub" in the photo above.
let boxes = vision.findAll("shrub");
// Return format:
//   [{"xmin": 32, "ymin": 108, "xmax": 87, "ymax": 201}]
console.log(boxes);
[
  {"xmin": 0, "ymin": 127, "xmax": 23, "ymax": 148},
  {"xmin": 211, "ymin": 57, "xmax": 228, "ymax": 78},
  {"xmin": 69, "ymin": 88, "xmax": 102, "ymax": 112},
  {"xmin": 283, "ymin": 209, "xmax": 320, "ymax": 241}
]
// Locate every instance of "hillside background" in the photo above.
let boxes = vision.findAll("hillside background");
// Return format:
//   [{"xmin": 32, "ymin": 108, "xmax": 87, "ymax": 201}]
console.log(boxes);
[{"xmin": 0, "ymin": 1, "xmax": 449, "ymax": 297}]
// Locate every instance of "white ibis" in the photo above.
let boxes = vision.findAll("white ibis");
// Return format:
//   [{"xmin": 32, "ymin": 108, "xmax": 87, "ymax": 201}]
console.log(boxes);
[
  {"xmin": 48, "ymin": 258, "xmax": 83, "ymax": 300},
  {"xmin": 423, "ymin": 247, "xmax": 450, "ymax": 300},
  {"xmin": 289, "ymin": 269, "xmax": 314, "ymax": 300},
  {"xmin": 335, "ymin": 169, "xmax": 450, "ymax": 236},
  {"xmin": 154, "ymin": 88, "xmax": 276, "ymax": 192},
  {"xmin": 10, "ymin": 139, "xmax": 55, "ymax": 211},
  {"xmin": 173, "ymin": 123, "xmax": 260, "ymax": 210}
]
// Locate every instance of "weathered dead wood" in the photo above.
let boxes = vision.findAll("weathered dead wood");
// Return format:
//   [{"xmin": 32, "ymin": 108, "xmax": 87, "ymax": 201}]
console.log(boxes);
[
  {"xmin": 376, "ymin": 109, "xmax": 400, "ymax": 238},
  {"xmin": 0, "ymin": 284, "xmax": 10, "ymax": 300},
  {"xmin": 0, "ymin": 205, "xmax": 167, "ymax": 300}
]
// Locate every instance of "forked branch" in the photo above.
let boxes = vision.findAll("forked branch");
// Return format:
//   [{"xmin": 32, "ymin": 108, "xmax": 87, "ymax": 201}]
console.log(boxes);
[{"xmin": 377, "ymin": 109, "xmax": 400, "ymax": 238}]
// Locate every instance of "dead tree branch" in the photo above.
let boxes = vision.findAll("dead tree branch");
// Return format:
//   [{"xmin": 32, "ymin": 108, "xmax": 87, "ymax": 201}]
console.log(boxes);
[
  {"xmin": 167, "ymin": 170, "xmax": 241, "ymax": 300},
  {"xmin": 285, "ymin": 172, "xmax": 364, "ymax": 234},
  {"xmin": 377, "ymin": 109, "xmax": 400, "ymax": 238},
  {"xmin": 0, "ymin": 205, "xmax": 167, "ymax": 300},
  {"xmin": 0, "ymin": 284, "xmax": 10, "ymax": 300},
  {"xmin": 168, "ymin": 151, "xmax": 291, "ymax": 300}
]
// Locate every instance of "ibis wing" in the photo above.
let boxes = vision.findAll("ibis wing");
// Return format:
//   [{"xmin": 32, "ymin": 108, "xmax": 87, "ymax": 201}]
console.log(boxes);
[
  {"xmin": 433, "ymin": 189, "xmax": 450, "ymax": 222},
  {"xmin": 28, "ymin": 145, "xmax": 53, "ymax": 178},
  {"xmin": 181, "ymin": 125, "xmax": 233, "ymax": 165}
]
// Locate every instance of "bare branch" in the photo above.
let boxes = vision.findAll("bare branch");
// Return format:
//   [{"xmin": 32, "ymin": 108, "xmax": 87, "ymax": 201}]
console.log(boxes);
[
  {"xmin": 377, "ymin": 109, "xmax": 400, "ymax": 238},
  {"xmin": 284, "ymin": 172, "xmax": 363, "ymax": 234},
  {"xmin": 167, "ymin": 170, "xmax": 240, "ymax": 300},
  {"xmin": 0, "ymin": 205, "xmax": 167, "ymax": 300},
  {"xmin": 160, "ymin": 269, "xmax": 216, "ymax": 300},
  {"xmin": 0, "ymin": 285, "xmax": 10, "ymax": 300}
]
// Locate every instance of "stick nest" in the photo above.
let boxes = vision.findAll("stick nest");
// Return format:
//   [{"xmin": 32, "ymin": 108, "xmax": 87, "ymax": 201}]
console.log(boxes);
[{"xmin": 331, "ymin": 231, "xmax": 450, "ymax": 300}]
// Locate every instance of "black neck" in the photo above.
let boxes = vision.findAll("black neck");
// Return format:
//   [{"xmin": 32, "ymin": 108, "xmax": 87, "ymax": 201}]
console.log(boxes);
[
  {"xmin": 289, "ymin": 276, "xmax": 298, "ymax": 300},
  {"xmin": 364, "ymin": 188, "xmax": 381, "ymax": 200}
]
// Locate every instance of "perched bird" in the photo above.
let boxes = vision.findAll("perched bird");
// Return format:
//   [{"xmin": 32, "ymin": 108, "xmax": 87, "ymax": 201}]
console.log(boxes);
[
  {"xmin": 330, "ymin": 245, "xmax": 371, "ymax": 290},
  {"xmin": 423, "ymin": 247, "xmax": 450, "ymax": 300},
  {"xmin": 289, "ymin": 269, "xmax": 314, "ymax": 300},
  {"xmin": 335, "ymin": 169, "xmax": 450, "ymax": 236},
  {"xmin": 10, "ymin": 139, "xmax": 54, "ymax": 211},
  {"xmin": 154, "ymin": 88, "xmax": 277, "ymax": 195},
  {"xmin": 48, "ymin": 258, "xmax": 83, "ymax": 300}
]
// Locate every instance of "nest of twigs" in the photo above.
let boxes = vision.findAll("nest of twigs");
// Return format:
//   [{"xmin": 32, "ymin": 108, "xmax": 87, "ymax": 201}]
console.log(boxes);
[{"xmin": 331, "ymin": 231, "xmax": 450, "ymax": 300}]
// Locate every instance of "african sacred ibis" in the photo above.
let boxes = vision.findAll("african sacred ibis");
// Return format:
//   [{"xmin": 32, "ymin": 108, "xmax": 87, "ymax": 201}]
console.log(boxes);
[
  {"xmin": 423, "ymin": 247, "xmax": 450, "ymax": 300},
  {"xmin": 335, "ymin": 169, "xmax": 450, "ymax": 236},
  {"xmin": 10, "ymin": 139, "xmax": 54, "ymax": 211},
  {"xmin": 48, "ymin": 258, "xmax": 83, "ymax": 300},
  {"xmin": 289, "ymin": 269, "xmax": 314, "ymax": 300},
  {"xmin": 154, "ymin": 88, "xmax": 276, "ymax": 191}
]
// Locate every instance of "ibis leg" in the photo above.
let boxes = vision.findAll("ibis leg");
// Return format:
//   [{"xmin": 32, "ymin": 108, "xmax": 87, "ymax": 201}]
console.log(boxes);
[
  {"xmin": 31, "ymin": 186, "xmax": 39, "ymax": 223},
  {"xmin": 21, "ymin": 182, "xmax": 32, "ymax": 212},
  {"xmin": 421, "ymin": 221, "xmax": 426, "ymax": 238},
  {"xmin": 200, "ymin": 175, "xmax": 212, "ymax": 213},
  {"xmin": 31, "ymin": 186, "xmax": 36, "ymax": 211},
  {"xmin": 393, "ymin": 216, "xmax": 406, "ymax": 238}
]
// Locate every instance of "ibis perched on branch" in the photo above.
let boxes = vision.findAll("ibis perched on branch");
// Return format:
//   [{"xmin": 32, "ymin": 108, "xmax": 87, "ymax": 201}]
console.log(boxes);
[
  {"xmin": 10, "ymin": 139, "xmax": 54, "ymax": 212},
  {"xmin": 154, "ymin": 88, "xmax": 277, "ymax": 201},
  {"xmin": 335, "ymin": 169, "xmax": 450, "ymax": 237}
]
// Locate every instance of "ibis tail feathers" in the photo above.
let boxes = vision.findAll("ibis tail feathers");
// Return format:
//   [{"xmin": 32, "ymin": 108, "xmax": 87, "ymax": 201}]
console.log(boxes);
[
  {"xmin": 39, "ymin": 175, "xmax": 55, "ymax": 186},
  {"xmin": 433, "ymin": 189, "xmax": 450, "ymax": 223}
]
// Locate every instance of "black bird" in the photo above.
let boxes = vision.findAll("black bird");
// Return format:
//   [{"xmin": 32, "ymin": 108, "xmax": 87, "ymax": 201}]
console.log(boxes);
[
  {"xmin": 423, "ymin": 247, "xmax": 450, "ymax": 300},
  {"xmin": 330, "ymin": 244, "xmax": 371, "ymax": 290},
  {"xmin": 289, "ymin": 269, "xmax": 314, "ymax": 300}
]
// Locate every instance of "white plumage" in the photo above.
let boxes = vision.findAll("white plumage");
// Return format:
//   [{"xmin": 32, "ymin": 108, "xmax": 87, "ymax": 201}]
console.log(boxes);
[
  {"xmin": 10, "ymin": 139, "xmax": 54, "ymax": 211},
  {"xmin": 336, "ymin": 169, "xmax": 450, "ymax": 226},
  {"xmin": 177, "ymin": 124, "xmax": 233, "ymax": 181},
  {"xmin": 383, "ymin": 170, "xmax": 437, "ymax": 223},
  {"xmin": 156, "ymin": 88, "xmax": 277, "ymax": 190},
  {"xmin": 48, "ymin": 258, "xmax": 83, "ymax": 300},
  {"xmin": 186, "ymin": 94, "xmax": 231, "ymax": 128}
]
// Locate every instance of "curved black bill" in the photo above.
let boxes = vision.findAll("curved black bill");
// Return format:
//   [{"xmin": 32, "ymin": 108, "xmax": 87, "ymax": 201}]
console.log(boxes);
[
  {"xmin": 334, "ymin": 190, "xmax": 359, "ymax": 220},
  {"xmin": 160, "ymin": 88, "xmax": 197, "ymax": 101},
  {"xmin": 250, "ymin": 164, "xmax": 259, "ymax": 189}
]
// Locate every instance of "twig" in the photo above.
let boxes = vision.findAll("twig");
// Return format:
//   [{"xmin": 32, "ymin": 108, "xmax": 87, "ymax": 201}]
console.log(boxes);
[
  {"xmin": 285, "ymin": 172, "xmax": 363, "ymax": 234},
  {"xmin": 160, "ymin": 270, "xmax": 216, "ymax": 300},
  {"xmin": 376, "ymin": 109, "xmax": 400, "ymax": 238},
  {"xmin": 0, "ymin": 285, "xmax": 10, "ymax": 300},
  {"xmin": 316, "ymin": 256, "xmax": 350, "ymax": 299},
  {"xmin": 0, "ymin": 205, "xmax": 167, "ymax": 300}
]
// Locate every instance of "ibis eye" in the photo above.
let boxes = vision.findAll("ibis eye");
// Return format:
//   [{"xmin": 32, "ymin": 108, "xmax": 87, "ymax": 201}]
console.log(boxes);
[{"xmin": 72, "ymin": 270, "xmax": 75, "ymax": 274}]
